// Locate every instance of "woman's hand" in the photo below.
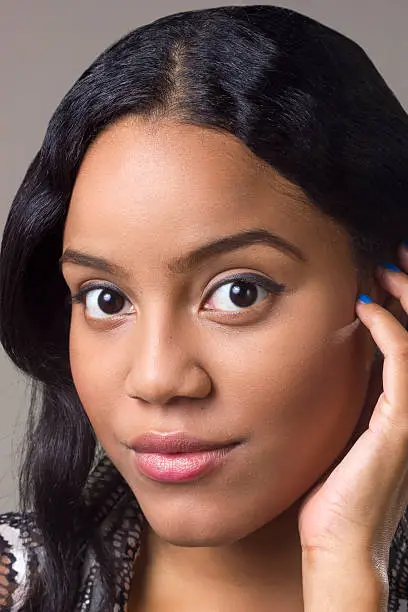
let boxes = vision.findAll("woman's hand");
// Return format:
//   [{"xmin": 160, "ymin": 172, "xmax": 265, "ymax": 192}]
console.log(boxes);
[{"xmin": 298, "ymin": 242, "xmax": 408, "ymax": 611}]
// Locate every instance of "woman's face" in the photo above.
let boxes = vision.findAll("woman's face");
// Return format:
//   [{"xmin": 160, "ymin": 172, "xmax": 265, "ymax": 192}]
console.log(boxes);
[{"xmin": 62, "ymin": 116, "xmax": 381, "ymax": 546}]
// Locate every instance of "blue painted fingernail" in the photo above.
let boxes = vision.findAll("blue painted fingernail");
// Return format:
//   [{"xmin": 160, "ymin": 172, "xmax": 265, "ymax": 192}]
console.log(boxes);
[
  {"xmin": 382, "ymin": 262, "xmax": 401, "ymax": 272},
  {"xmin": 358, "ymin": 294, "xmax": 373, "ymax": 303}
]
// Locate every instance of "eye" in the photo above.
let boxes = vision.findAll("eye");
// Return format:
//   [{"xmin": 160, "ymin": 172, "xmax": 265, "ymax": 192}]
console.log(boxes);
[
  {"xmin": 203, "ymin": 273, "xmax": 285, "ymax": 313},
  {"xmin": 70, "ymin": 274, "xmax": 285, "ymax": 320},
  {"xmin": 71, "ymin": 283, "xmax": 132, "ymax": 319}
]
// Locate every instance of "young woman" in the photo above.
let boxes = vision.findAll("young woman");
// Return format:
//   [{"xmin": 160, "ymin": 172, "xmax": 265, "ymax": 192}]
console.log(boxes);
[{"xmin": 1, "ymin": 4, "xmax": 408, "ymax": 611}]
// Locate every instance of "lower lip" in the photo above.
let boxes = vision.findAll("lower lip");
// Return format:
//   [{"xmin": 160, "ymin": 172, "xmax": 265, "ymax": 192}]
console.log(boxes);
[{"xmin": 132, "ymin": 445, "xmax": 237, "ymax": 483}]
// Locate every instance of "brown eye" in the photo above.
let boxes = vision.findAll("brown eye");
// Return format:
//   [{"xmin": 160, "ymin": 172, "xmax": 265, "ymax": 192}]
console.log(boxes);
[
  {"xmin": 72, "ymin": 284, "xmax": 132, "ymax": 319},
  {"xmin": 95, "ymin": 289, "xmax": 125, "ymax": 315},
  {"xmin": 204, "ymin": 274, "xmax": 285, "ymax": 313}
]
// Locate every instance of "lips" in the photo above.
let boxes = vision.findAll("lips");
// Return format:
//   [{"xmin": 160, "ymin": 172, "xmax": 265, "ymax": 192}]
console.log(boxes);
[
  {"xmin": 129, "ymin": 431, "xmax": 238, "ymax": 454},
  {"xmin": 129, "ymin": 431, "xmax": 241, "ymax": 483}
]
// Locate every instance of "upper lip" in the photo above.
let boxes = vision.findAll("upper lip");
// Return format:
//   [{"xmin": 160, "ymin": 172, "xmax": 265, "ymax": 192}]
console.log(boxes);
[{"xmin": 129, "ymin": 432, "xmax": 239, "ymax": 454}]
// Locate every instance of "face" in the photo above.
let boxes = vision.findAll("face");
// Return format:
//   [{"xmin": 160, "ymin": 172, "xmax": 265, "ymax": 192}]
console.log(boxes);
[{"xmin": 62, "ymin": 116, "xmax": 381, "ymax": 546}]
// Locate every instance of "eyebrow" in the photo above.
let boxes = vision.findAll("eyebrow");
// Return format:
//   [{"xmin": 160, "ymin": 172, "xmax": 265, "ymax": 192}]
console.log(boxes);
[{"xmin": 59, "ymin": 228, "xmax": 306, "ymax": 277}]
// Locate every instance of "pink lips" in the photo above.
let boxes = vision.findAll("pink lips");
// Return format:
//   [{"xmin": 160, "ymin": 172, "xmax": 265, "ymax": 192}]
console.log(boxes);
[{"xmin": 130, "ymin": 432, "xmax": 239, "ymax": 483}]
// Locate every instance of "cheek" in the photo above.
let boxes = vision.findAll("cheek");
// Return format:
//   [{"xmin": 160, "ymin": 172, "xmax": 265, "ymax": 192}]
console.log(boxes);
[
  {"xmin": 68, "ymin": 319, "xmax": 123, "ymax": 442},
  {"xmin": 229, "ymin": 311, "xmax": 369, "ymax": 502}
]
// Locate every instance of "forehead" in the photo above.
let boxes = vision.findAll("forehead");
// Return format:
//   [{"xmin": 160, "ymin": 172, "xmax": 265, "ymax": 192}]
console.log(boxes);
[{"xmin": 64, "ymin": 117, "xmax": 350, "ymax": 267}]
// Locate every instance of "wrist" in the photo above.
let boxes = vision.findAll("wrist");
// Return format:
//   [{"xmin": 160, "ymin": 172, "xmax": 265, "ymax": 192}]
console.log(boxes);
[{"xmin": 302, "ymin": 548, "xmax": 389, "ymax": 612}]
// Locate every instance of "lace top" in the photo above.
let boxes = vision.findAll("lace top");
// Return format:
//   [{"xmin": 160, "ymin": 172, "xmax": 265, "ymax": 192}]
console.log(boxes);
[{"xmin": 1, "ymin": 451, "xmax": 408, "ymax": 611}]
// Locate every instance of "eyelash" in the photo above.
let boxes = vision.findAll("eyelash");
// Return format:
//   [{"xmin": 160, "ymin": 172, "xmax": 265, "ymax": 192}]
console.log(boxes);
[{"xmin": 70, "ymin": 273, "xmax": 286, "ymax": 320}]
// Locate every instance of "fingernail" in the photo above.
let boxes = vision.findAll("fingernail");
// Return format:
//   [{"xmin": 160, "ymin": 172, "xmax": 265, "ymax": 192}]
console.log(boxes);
[
  {"xmin": 358, "ymin": 294, "xmax": 373, "ymax": 303},
  {"xmin": 381, "ymin": 262, "xmax": 401, "ymax": 272}
]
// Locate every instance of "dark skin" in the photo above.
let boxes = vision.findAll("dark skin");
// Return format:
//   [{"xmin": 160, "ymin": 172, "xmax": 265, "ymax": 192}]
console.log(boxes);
[{"xmin": 60, "ymin": 116, "xmax": 405, "ymax": 611}]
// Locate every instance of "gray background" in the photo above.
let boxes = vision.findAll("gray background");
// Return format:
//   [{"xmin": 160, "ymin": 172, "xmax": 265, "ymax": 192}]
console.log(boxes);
[{"xmin": 1, "ymin": 0, "xmax": 407, "ymax": 512}]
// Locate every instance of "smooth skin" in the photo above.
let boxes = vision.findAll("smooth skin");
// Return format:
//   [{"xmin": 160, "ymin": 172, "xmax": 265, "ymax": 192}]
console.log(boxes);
[{"xmin": 60, "ymin": 116, "xmax": 407, "ymax": 611}]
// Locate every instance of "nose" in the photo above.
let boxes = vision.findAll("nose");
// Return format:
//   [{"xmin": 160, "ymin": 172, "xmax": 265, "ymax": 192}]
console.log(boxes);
[{"xmin": 124, "ymin": 311, "xmax": 211, "ymax": 405}]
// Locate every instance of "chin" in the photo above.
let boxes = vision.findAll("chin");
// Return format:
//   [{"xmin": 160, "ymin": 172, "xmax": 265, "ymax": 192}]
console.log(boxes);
[
  {"xmin": 149, "ymin": 522, "xmax": 246, "ymax": 547},
  {"xmin": 134, "ymin": 482, "xmax": 298, "ymax": 548},
  {"xmin": 142, "ymin": 503, "xmax": 269, "ymax": 548}
]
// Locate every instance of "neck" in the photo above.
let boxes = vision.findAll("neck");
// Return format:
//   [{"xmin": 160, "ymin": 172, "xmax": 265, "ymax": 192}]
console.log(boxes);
[{"xmin": 130, "ymin": 499, "xmax": 305, "ymax": 612}]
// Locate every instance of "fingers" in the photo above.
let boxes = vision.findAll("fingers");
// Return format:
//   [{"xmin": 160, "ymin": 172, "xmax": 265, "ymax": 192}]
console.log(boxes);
[
  {"xmin": 355, "ymin": 247, "xmax": 408, "ymax": 433},
  {"xmin": 373, "ymin": 246, "xmax": 408, "ymax": 313}
]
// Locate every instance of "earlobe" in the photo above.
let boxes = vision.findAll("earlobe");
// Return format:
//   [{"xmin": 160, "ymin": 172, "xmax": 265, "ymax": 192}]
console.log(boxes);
[{"xmin": 372, "ymin": 273, "xmax": 387, "ymax": 304}]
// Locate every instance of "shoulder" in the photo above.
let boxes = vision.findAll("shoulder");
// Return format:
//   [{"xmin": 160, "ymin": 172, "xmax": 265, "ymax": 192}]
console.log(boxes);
[{"xmin": 0, "ymin": 511, "xmax": 43, "ymax": 611}]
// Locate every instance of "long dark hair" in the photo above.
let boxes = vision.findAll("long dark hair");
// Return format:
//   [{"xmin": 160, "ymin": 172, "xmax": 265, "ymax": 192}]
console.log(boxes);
[{"xmin": 1, "ymin": 5, "xmax": 407, "ymax": 610}]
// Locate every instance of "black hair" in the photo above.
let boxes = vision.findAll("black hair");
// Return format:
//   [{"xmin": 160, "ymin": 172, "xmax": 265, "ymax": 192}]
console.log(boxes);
[{"xmin": 1, "ymin": 4, "xmax": 407, "ymax": 610}]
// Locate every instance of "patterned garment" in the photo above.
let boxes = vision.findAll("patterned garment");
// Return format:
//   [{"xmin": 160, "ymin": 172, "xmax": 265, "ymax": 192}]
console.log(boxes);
[{"xmin": 1, "ymin": 451, "xmax": 408, "ymax": 611}]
